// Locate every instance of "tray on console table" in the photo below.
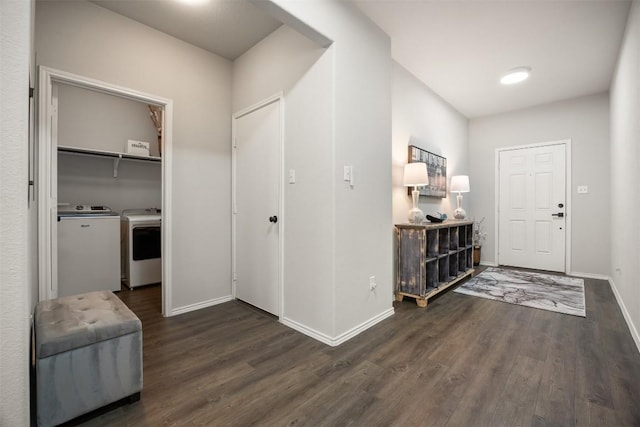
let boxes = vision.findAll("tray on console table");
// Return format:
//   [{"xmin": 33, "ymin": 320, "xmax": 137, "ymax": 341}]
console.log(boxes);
[{"xmin": 395, "ymin": 220, "xmax": 475, "ymax": 308}]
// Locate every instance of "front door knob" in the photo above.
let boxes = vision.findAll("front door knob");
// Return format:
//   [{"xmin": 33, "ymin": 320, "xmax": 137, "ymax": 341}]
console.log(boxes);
[{"xmin": 269, "ymin": 216, "xmax": 278, "ymax": 223}]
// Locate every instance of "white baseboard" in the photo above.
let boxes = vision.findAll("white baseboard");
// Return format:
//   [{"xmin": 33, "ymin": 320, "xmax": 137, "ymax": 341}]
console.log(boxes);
[
  {"xmin": 169, "ymin": 294, "xmax": 233, "ymax": 316},
  {"xmin": 332, "ymin": 308, "xmax": 395, "ymax": 346},
  {"xmin": 568, "ymin": 271, "xmax": 609, "ymax": 281},
  {"xmin": 280, "ymin": 317, "xmax": 335, "ymax": 346},
  {"xmin": 281, "ymin": 307, "xmax": 395, "ymax": 347},
  {"xmin": 608, "ymin": 277, "xmax": 640, "ymax": 354},
  {"xmin": 479, "ymin": 261, "xmax": 498, "ymax": 267}
]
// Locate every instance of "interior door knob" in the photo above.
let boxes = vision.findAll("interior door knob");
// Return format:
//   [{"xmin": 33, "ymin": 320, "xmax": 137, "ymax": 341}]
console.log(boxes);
[
  {"xmin": 551, "ymin": 212, "xmax": 564, "ymax": 218},
  {"xmin": 269, "ymin": 216, "xmax": 278, "ymax": 223}
]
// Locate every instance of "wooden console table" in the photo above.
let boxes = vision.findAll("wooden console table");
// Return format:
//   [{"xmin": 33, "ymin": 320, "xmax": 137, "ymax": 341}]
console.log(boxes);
[{"xmin": 396, "ymin": 220, "xmax": 474, "ymax": 307}]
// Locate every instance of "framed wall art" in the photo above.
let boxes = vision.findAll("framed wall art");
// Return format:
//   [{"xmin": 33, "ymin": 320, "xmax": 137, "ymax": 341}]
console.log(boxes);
[{"xmin": 408, "ymin": 145, "xmax": 447, "ymax": 198}]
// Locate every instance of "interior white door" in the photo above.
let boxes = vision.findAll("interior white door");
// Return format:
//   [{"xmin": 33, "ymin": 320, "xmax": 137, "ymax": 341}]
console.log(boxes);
[
  {"xmin": 234, "ymin": 99, "xmax": 280, "ymax": 315},
  {"xmin": 498, "ymin": 143, "xmax": 566, "ymax": 272}
]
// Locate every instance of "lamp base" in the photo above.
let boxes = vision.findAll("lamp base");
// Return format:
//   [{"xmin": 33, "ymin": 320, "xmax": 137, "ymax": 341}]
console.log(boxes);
[
  {"xmin": 408, "ymin": 207, "xmax": 424, "ymax": 224},
  {"xmin": 454, "ymin": 207, "xmax": 467, "ymax": 220}
]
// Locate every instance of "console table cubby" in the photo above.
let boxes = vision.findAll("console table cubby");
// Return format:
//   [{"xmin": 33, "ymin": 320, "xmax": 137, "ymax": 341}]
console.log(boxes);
[{"xmin": 395, "ymin": 220, "xmax": 474, "ymax": 307}]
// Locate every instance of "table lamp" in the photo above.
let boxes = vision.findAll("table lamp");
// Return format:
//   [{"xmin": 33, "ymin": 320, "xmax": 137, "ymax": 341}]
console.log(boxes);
[
  {"xmin": 450, "ymin": 175, "xmax": 470, "ymax": 219},
  {"xmin": 403, "ymin": 163, "xmax": 429, "ymax": 224}
]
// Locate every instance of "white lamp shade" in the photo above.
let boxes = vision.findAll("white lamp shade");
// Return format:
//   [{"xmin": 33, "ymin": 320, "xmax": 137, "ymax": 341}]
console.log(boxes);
[
  {"xmin": 450, "ymin": 175, "xmax": 470, "ymax": 193},
  {"xmin": 403, "ymin": 163, "xmax": 429, "ymax": 187}
]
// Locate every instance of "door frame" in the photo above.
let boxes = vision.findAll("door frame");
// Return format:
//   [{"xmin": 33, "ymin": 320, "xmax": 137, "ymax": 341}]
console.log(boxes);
[
  {"xmin": 494, "ymin": 139, "xmax": 572, "ymax": 273},
  {"xmin": 231, "ymin": 92, "xmax": 284, "ymax": 318},
  {"xmin": 37, "ymin": 66, "xmax": 174, "ymax": 316}
]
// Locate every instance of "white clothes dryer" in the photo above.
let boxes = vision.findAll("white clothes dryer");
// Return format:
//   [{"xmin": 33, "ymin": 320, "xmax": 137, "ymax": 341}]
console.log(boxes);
[{"xmin": 121, "ymin": 209, "xmax": 161, "ymax": 288}]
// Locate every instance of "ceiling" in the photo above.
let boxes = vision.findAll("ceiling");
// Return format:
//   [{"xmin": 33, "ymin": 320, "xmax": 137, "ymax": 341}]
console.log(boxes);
[
  {"xmin": 91, "ymin": 0, "xmax": 282, "ymax": 60},
  {"xmin": 353, "ymin": 0, "xmax": 632, "ymax": 118},
  {"xmin": 91, "ymin": 0, "xmax": 631, "ymax": 118}
]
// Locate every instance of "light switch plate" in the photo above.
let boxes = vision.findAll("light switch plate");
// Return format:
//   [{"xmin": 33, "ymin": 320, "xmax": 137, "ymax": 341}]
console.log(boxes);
[
  {"xmin": 289, "ymin": 169, "xmax": 296, "ymax": 184},
  {"xmin": 343, "ymin": 166, "xmax": 351, "ymax": 182},
  {"xmin": 344, "ymin": 166, "xmax": 354, "ymax": 186},
  {"xmin": 577, "ymin": 185, "xmax": 588, "ymax": 194}
]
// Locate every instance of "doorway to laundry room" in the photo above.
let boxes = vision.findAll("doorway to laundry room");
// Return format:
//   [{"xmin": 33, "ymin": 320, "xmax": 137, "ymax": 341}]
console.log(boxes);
[{"xmin": 38, "ymin": 67, "xmax": 173, "ymax": 315}]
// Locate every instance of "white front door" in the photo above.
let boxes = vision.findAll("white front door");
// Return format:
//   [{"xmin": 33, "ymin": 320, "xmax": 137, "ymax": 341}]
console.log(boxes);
[
  {"xmin": 498, "ymin": 143, "xmax": 566, "ymax": 272},
  {"xmin": 233, "ymin": 98, "xmax": 281, "ymax": 316}
]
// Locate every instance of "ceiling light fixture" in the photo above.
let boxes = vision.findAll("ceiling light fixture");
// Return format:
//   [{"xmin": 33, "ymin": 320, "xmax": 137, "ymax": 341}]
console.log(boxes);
[
  {"xmin": 500, "ymin": 67, "xmax": 532, "ymax": 85},
  {"xmin": 176, "ymin": 0, "xmax": 208, "ymax": 5}
]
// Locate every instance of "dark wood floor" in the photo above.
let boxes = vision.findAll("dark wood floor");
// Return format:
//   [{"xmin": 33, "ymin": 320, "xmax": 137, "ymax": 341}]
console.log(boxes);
[{"xmin": 83, "ymin": 273, "xmax": 640, "ymax": 426}]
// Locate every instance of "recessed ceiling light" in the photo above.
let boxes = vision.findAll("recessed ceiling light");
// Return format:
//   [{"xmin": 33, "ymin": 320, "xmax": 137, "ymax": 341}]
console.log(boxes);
[
  {"xmin": 176, "ymin": 0, "xmax": 208, "ymax": 5},
  {"xmin": 500, "ymin": 67, "xmax": 532, "ymax": 85}
]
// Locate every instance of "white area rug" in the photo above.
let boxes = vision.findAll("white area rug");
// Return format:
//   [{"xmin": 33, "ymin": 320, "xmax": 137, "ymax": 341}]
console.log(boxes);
[{"xmin": 454, "ymin": 267, "xmax": 585, "ymax": 317}]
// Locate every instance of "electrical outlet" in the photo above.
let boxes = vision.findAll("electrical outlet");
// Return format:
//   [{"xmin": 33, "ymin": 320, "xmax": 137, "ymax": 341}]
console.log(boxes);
[{"xmin": 369, "ymin": 275, "xmax": 377, "ymax": 291}]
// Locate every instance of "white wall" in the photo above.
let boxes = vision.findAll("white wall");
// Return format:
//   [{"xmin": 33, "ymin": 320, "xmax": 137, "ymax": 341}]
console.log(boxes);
[
  {"xmin": 283, "ymin": 53, "xmax": 336, "ymax": 336},
  {"xmin": 392, "ymin": 62, "xmax": 470, "ymax": 224},
  {"xmin": 610, "ymin": 0, "xmax": 640, "ymax": 349},
  {"xmin": 0, "ymin": 0, "xmax": 32, "ymax": 423},
  {"xmin": 263, "ymin": 0, "xmax": 394, "ymax": 340},
  {"xmin": 58, "ymin": 155, "xmax": 162, "ymax": 214},
  {"xmin": 57, "ymin": 83, "xmax": 160, "ymax": 156},
  {"xmin": 56, "ymin": 83, "xmax": 161, "ymax": 214},
  {"xmin": 469, "ymin": 93, "xmax": 610, "ymax": 275},
  {"xmin": 232, "ymin": 25, "xmax": 324, "ymax": 111},
  {"xmin": 35, "ymin": 1, "xmax": 233, "ymax": 310}
]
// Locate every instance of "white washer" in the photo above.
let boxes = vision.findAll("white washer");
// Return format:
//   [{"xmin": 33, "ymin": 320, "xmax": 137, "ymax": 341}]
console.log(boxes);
[
  {"xmin": 121, "ymin": 209, "xmax": 161, "ymax": 288},
  {"xmin": 57, "ymin": 207, "xmax": 121, "ymax": 297}
]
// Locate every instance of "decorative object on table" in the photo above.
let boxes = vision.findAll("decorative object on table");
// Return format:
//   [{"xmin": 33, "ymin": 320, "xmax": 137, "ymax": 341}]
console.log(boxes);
[
  {"xmin": 472, "ymin": 217, "xmax": 486, "ymax": 266},
  {"xmin": 408, "ymin": 145, "xmax": 447, "ymax": 198},
  {"xmin": 148, "ymin": 104, "xmax": 163, "ymax": 156},
  {"xmin": 403, "ymin": 162, "xmax": 429, "ymax": 224},
  {"xmin": 426, "ymin": 214, "xmax": 443, "ymax": 223},
  {"xmin": 450, "ymin": 175, "xmax": 470, "ymax": 219},
  {"xmin": 454, "ymin": 267, "xmax": 585, "ymax": 317},
  {"xmin": 426, "ymin": 212, "xmax": 447, "ymax": 223}
]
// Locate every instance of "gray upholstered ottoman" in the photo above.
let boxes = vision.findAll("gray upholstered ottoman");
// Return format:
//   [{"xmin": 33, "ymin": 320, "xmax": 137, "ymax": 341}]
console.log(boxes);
[{"xmin": 34, "ymin": 291, "xmax": 142, "ymax": 427}]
